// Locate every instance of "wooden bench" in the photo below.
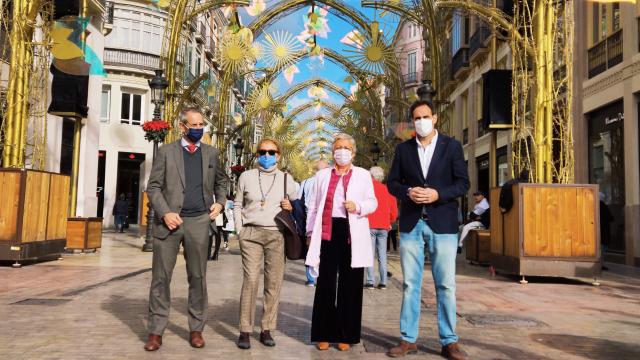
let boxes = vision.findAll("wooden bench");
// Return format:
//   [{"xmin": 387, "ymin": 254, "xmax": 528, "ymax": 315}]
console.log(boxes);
[{"xmin": 466, "ymin": 229, "xmax": 491, "ymax": 265}]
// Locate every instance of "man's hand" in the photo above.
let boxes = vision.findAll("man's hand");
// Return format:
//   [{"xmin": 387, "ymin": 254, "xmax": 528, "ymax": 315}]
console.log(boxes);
[
  {"xmin": 344, "ymin": 200, "xmax": 357, "ymax": 214},
  {"xmin": 409, "ymin": 187, "xmax": 430, "ymax": 204},
  {"xmin": 281, "ymin": 198, "xmax": 292, "ymax": 211},
  {"xmin": 423, "ymin": 188, "xmax": 439, "ymax": 204},
  {"xmin": 163, "ymin": 212, "xmax": 183, "ymax": 230},
  {"xmin": 409, "ymin": 187, "xmax": 439, "ymax": 204},
  {"xmin": 209, "ymin": 203, "xmax": 223, "ymax": 220}
]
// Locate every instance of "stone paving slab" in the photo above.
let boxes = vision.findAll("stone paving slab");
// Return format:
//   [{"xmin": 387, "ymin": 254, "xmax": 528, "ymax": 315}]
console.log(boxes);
[{"xmin": 1, "ymin": 231, "xmax": 640, "ymax": 359}]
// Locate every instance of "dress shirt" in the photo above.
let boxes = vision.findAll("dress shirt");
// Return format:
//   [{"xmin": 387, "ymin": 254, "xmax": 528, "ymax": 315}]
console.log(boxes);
[
  {"xmin": 416, "ymin": 131, "xmax": 439, "ymax": 180},
  {"xmin": 180, "ymin": 137, "xmax": 201, "ymax": 151}
]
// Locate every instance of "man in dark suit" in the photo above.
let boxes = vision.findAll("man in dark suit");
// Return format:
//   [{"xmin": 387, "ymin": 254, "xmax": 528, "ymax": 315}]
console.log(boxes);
[
  {"xmin": 144, "ymin": 107, "xmax": 228, "ymax": 351},
  {"xmin": 386, "ymin": 100, "xmax": 469, "ymax": 359}
]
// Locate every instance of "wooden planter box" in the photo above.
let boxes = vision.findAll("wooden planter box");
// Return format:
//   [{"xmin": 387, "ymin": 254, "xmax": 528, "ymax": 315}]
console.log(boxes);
[
  {"xmin": 0, "ymin": 169, "xmax": 70, "ymax": 265},
  {"xmin": 66, "ymin": 218, "xmax": 103, "ymax": 251},
  {"xmin": 466, "ymin": 229, "xmax": 491, "ymax": 265},
  {"xmin": 489, "ymin": 184, "xmax": 601, "ymax": 282}
]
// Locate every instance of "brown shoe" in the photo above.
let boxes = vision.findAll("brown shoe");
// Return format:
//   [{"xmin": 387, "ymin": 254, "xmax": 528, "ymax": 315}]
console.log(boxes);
[
  {"xmin": 337, "ymin": 343, "xmax": 350, "ymax": 351},
  {"xmin": 144, "ymin": 334, "xmax": 162, "ymax": 351},
  {"xmin": 441, "ymin": 342, "xmax": 467, "ymax": 360},
  {"xmin": 260, "ymin": 330, "xmax": 276, "ymax": 347},
  {"xmin": 316, "ymin": 341, "xmax": 330, "ymax": 351},
  {"xmin": 190, "ymin": 331, "xmax": 205, "ymax": 348},
  {"xmin": 237, "ymin": 332, "xmax": 251, "ymax": 349},
  {"xmin": 386, "ymin": 340, "xmax": 417, "ymax": 357}
]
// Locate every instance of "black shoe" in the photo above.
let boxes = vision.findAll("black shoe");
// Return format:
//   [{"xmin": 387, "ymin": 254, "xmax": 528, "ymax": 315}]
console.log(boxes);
[
  {"xmin": 377, "ymin": 284, "xmax": 387, "ymax": 290},
  {"xmin": 457, "ymin": 246, "xmax": 462, "ymax": 254},
  {"xmin": 387, "ymin": 271, "xmax": 393, "ymax": 278},
  {"xmin": 237, "ymin": 332, "xmax": 251, "ymax": 349},
  {"xmin": 260, "ymin": 330, "xmax": 276, "ymax": 347},
  {"xmin": 364, "ymin": 284, "xmax": 375, "ymax": 290}
]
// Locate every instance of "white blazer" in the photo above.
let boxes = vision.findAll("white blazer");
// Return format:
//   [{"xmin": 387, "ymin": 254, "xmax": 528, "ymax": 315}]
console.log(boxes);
[{"xmin": 305, "ymin": 166, "xmax": 378, "ymax": 275}]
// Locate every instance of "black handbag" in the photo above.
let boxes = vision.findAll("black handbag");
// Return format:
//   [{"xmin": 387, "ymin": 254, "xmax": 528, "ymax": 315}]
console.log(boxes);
[{"xmin": 274, "ymin": 173, "xmax": 304, "ymax": 260}]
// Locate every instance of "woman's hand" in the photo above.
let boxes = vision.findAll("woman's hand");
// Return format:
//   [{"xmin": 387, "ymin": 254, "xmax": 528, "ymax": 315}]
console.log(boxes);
[
  {"xmin": 281, "ymin": 198, "xmax": 292, "ymax": 211},
  {"xmin": 344, "ymin": 200, "xmax": 358, "ymax": 214}
]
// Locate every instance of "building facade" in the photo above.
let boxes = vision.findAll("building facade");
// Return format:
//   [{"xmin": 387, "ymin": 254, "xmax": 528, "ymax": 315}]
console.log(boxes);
[{"xmin": 576, "ymin": 0, "xmax": 640, "ymax": 266}]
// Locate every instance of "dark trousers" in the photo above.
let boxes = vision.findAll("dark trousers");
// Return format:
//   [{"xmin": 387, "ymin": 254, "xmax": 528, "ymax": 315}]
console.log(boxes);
[
  {"xmin": 311, "ymin": 218, "xmax": 364, "ymax": 344},
  {"xmin": 388, "ymin": 229, "xmax": 398, "ymax": 251}
]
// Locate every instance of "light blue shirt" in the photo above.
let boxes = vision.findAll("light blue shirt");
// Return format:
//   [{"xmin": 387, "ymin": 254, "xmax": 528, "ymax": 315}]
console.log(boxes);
[
  {"xmin": 416, "ymin": 131, "xmax": 439, "ymax": 179},
  {"xmin": 298, "ymin": 176, "xmax": 316, "ymax": 211}
]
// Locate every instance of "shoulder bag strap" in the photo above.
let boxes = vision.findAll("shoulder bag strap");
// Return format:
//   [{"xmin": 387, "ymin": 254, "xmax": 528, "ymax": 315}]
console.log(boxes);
[{"xmin": 284, "ymin": 172, "xmax": 288, "ymax": 199}]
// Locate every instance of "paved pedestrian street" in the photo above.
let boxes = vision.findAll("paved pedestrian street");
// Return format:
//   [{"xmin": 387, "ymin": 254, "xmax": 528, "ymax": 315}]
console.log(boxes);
[{"xmin": 1, "ymin": 230, "xmax": 639, "ymax": 360}]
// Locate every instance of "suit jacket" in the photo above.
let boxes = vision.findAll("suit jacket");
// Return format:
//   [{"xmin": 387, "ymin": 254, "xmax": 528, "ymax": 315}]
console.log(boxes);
[
  {"xmin": 387, "ymin": 134, "xmax": 469, "ymax": 234},
  {"xmin": 147, "ymin": 140, "xmax": 229, "ymax": 239}
]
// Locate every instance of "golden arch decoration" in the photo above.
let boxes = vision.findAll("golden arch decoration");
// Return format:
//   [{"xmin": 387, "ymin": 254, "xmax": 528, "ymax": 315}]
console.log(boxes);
[
  {"xmin": 276, "ymin": 78, "xmax": 351, "ymax": 104},
  {"xmin": 248, "ymin": 0, "xmax": 373, "ymax": 40},
  {"xmin": 285, "ymin": 100, "xmax": 341, "ymax": 123}
]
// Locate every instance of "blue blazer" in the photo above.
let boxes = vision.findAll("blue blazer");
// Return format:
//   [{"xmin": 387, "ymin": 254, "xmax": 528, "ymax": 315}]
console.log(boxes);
[{"xmin": 387, "ymin": 134, "xmax": 469, "ymax": 234}]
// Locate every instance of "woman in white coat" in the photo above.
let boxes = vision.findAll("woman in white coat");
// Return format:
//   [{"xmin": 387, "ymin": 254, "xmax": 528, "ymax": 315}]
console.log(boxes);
[{"xmin": 305, "ymin": 133, "xmax": 378, "ymax": 351}]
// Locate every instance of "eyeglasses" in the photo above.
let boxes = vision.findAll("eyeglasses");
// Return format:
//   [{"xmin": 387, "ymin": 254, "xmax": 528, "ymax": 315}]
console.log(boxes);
[
  {"xmin": 413, "ymin": 116, "xmax": 432, "ymax": 121},
  {"xmin": 258, "ymin": 150, "xmax": 278, "ymax": 156}
]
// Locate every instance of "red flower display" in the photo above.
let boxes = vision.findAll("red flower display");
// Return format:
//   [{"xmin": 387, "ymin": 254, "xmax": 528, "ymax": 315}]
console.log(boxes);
[
  {"xmin": 230, "ymin": 165, "xmax": 245, "ymax": 175},
  {"xmin": 142, "ymin": 120, "xmax": 170, "ymax": 143}
]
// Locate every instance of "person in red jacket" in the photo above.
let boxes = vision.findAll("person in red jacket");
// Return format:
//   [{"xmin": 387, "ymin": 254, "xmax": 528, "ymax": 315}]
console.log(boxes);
[{"xmin": 365, "ymin": 166, "xmax": 398, "ymax": 290}]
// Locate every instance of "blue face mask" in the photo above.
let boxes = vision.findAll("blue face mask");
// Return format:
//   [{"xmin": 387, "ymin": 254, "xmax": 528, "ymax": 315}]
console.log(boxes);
[
  {"xmin": 186, "ymin": 128, "xmax": 204, "ymax": 142},
  {"xmin": 258, "ymin": 154, "xmax": 277, "ymax": 169}
]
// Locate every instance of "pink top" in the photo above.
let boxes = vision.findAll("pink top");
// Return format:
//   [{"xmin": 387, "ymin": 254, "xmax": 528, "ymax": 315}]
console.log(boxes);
[{"xmin": 320, "ymin": 168, "xmax": 352, "ymax": 241}]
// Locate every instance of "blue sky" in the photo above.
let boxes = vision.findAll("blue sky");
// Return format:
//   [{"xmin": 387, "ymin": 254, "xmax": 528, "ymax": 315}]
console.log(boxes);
[{"xmin": 238, "ymin": 1, "xmax": 400, "ymax": 127}]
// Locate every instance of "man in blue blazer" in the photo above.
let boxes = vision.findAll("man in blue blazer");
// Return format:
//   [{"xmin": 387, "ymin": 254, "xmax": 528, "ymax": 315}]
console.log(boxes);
[{"xmin": 386, "ymin": 100, "xmax": 469, "ymax": 359}]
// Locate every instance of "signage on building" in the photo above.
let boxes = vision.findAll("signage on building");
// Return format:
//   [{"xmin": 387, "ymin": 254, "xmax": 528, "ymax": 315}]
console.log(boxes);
[{"xmin": 605, "ymin": 112, "xmax": 623, "ymax": 125}]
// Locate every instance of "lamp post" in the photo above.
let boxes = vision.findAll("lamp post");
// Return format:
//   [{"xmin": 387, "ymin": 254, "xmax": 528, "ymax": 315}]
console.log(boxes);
[
  {"xmin": 142, "ymin": 69, "xmax": 169, "ymax": 252},
  {"xmin": 369, "ymin": 141, "xmax": 381, "ymax": 166}
]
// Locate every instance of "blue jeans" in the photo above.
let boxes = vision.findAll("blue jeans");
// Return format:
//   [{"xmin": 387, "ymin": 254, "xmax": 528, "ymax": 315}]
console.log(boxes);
[
  {"xmin": 400, "ymin": 219, "xmax": 458, "ymax": 345},
  {"xmin": 366, "ymin": 229, "xmax": 388, "ymax": 286},
  {"xmin": 305, "ymin": 265, "xmax": 315, "ymax": 284}
]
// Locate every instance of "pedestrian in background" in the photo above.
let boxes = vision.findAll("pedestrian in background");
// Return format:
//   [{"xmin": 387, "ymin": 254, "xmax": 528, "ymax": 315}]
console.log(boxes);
[
  {"xmin": 233, "ymin": 138, "xmax": 298, "ymax": 349},
  {"xmin": 365, "ymin": 166, "xmax": 398, "ymax": 290},
  {"xmin": 112, "ymin": 193, "xmax": 129, "ymax": 233},
  {"xmin": 297, "ymin": 159, "xmax": 330, "ymax": 287},
  {"xmin": 305, "ymin": 133, "xmax": 377, "ymax": 352},
  {"xmin": 458, "ymin": 191, "xmax": 490, "ymax": 253}
]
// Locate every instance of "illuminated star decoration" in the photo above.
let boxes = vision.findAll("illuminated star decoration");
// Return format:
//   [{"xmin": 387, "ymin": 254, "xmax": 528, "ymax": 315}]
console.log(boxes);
[
  {"xmin": 246, "ymin": 0, "xmax": 266, "ymax": 16},
  {"xmin": 247, "ymin": 84, "xmax": 277, "ymax": 116},
  {"xmin": 284, "ymin": 65, "xmax": 300, "ymax": 84},
  {"xmin": 260, "ymin": 31, "xmax": 304, "ymax": 71},
  {"xmin": 343, "ymin": 21, "xmax": 397, "ymax": 74},
  {"xmin": 219, "ymin": 30, "xmax": 257, "ymax": 75}
]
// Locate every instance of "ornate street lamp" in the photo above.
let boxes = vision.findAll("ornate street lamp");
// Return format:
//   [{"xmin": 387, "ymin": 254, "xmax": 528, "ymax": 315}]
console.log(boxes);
[
  {"xmin": 369, "ymin": 141, "xmax": 381, "ymax": 166},
  {"xmin": 142, "ymin": 69, "xmax": 169, "ymax": 252},
  {"xmin": 233, "ymin": 138, "xmax": 244, "ymax": 166},
  {"xmin": 416, "ymin": 79, "xmax": 436, "ymax": 104}
]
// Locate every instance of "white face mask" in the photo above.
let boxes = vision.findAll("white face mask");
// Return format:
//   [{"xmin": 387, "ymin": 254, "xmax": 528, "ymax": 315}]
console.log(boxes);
[
  {"xmin": 414, "ymin": 118, "xmax": 434, "ymax": 137},
  {"xmin": 333, "ymin": 149, "xmax": 353, "ymax": 166}
]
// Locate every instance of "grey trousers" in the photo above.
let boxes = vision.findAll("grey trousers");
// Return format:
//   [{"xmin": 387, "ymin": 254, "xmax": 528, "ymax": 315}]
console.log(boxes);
[
  {"xmin": 238, "ymin": 226, "xmax": 285, "ymax": 333},
  {"xmin": 148, "ymin": 213, "xmax": 211, "ymax": 335}
]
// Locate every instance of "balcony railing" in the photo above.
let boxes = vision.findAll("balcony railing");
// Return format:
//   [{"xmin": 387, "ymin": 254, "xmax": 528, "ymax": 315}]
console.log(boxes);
[
  {"xmin": 104, "ymin": 48, "xmax": 159, "ymax": 71},
  {"xmin": 104, "ymin": 1, "xmax": 114, "ymax": 24},
  {"xmin": 469, "ymin": 25, "xmax": 491, "ymax": 59},
  {"xmin": 452, "ymin": 47, "xmax": 469, "ymax": 78},
  {"xmin": 403, "ymin": 72, "xmax": 419, "ymax": 84},
  {"xmin": 588, "ymin": 29, "xmax": 623, "ymax": 79}
]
